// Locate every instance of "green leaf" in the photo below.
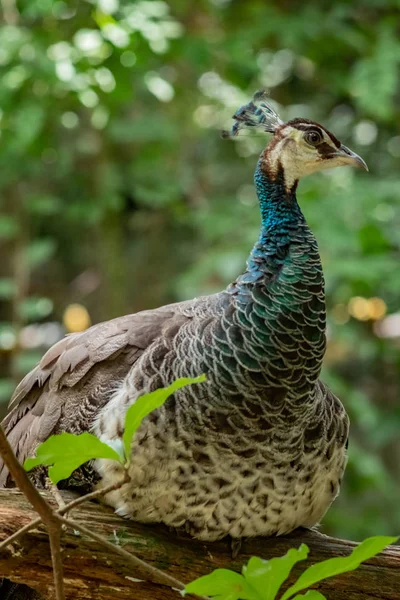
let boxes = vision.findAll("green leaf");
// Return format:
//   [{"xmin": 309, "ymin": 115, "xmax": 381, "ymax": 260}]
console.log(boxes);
[
  {"xmin": 243, "ymin": 545, "xmax": 309, "ymax": 600},
  {"xmin": 183, "ymin": 568, "xmax": 261, "ymax": 600},
  {"xmin": 281, "ymin": 536, "xmax": 398, "ymax": 600},
  {"xmin": 24, "ymin": 432, "xmax": 123, "ymax": 484},
  {"xmin": 292, "ymin": 592, "xmax": 326, "ymax": 600},
  {"xmin": 25, "ymin": 194, "xmax": 62, "ymax": 216},
  {"xmin": 350, "ymin": 30, "xmax": 400, "ymax": 120},
  {"xmin": 19, "ymin": 296, "xmax": 53, "ymax": 320},
  {"xmin": 0, "ymin": 378, "xmax": 15, "ymax": 403},
  {"xmin": 14, "ymin": 349, "xmax": 44, "ymax": 376},
  {"xmin": 0, "ymin": 216, "xmax": 19, "ymax": 240},
  {"xmin": 123, "ymin": 375, "xmax": 206, "ymax": 461},
  {"xmin": 0, "ymin": 278, "xmax": 16, "ymax": 300},
  {"xmin": 26, "ymin": 238, "xmax": 57, "ymax": 269},
  {"xmin": 10, "ymin": 103, "xmax": 46, "ymax": 151}
]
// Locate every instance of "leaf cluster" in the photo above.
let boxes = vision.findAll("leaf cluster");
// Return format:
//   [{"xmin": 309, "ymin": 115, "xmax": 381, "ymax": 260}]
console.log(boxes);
[
  {"xmin": 184, "ymin": 536, "xmax": 398, "ymax": 600},
  {"xmin": 24, "ymin": 375, "xmax": 206, "ymax": 483}
]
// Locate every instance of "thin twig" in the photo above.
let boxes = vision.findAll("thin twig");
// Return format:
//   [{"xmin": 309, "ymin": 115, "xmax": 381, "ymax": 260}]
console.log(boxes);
[
  {"xmin": 0, "ymin": 513, "xmax": 43, "ymax": 551},
  {"xmin": 58, "ymin": 515, "xmax": 187, "ymax": 590},
  {"xmin": 61, "ymin": 469, "xmax": 130, "ymax": 514},
  {"xmin": 0, "ymin": 471, "xmax": 130, "ymax": 552},
  {"xmin": 48, "ymin": 522, "xmax": 65, "ymax": 600},
  {"xmin": 0, "ymin": 425, "xmax": 66, "ymax": 600},
  {"xmin": 46, "ymin": 478, "xmax": 66, "ymax": 510},
  {"xmin": 59, "ymin": 515, "xmax": 209, "ymax": 600},
  {"xmin": 0, "ymin": 427, "xmax": 55, "ymax": 525},
  {"xmin": 0, "ymin": 439, "xmax": 207, "ymax": 599}
]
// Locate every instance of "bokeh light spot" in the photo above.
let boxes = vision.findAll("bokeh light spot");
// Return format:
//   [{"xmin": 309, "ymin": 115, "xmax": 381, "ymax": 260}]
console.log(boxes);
[{"xmin": 63, "ymin": 304, "xmax": 91, "ymax": 333}]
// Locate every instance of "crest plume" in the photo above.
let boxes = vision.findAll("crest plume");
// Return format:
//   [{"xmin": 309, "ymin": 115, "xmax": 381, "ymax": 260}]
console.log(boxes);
[{"xmin": 222, "ymin": 90, "xmax": 283, "ymax": 139}]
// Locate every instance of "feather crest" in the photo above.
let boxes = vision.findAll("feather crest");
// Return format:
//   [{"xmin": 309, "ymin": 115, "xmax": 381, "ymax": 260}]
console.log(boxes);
[{"xmin": 222, "ymin": 90, "xmax": 283, "ymax": 139}]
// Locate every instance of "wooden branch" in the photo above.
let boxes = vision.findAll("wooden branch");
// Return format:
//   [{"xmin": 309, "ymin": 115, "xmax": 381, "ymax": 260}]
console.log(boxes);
[
  {"xmin": 0, "ymin": 426, "xmax": 66, "ymax": 600},
  {"xmin": 0, "ymin": 489, "xmax": 399, "ymax": 600},
  {"xmin": 0, "ymin": 472, "xmax": 133, "ymax": 553}
]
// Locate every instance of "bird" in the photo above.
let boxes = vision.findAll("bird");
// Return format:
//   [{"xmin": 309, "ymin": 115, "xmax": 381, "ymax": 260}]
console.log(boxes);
[{"xmin": 0, "ymin": 91, "xmax": 367, "ymax": 545}]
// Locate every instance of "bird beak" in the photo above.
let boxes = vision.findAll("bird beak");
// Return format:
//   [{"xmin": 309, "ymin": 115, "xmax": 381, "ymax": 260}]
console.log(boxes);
[{"xmin": 337, "ymin": 145, "xmax": 369, "ymax": 171}]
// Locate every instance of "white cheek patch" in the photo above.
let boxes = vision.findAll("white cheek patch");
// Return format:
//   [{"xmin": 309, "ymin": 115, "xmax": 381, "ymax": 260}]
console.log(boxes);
[
  {"xmin": 267, "ymin": 139, "xmax": 286, "ymax": 175},
  {"xmin": 267, "ymin": 134, "xmax": 310, "ymax": 190},
  {"xmin": 267, "ymin": 126, "xmax": 337, "ymax": 190}
]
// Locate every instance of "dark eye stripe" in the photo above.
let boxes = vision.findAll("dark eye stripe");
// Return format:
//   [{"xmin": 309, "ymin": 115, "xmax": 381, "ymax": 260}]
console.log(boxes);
[
  {"xmin": 324, "ymin": 130, "xmax": 341, "ymax": 148},
  {"xmin": 317, "ymin": 141, "xmax": 337, "ymax": 157}
]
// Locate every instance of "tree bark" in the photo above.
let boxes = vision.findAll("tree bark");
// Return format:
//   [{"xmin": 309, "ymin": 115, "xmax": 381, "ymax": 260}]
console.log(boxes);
[{"xmin": 0, "ymin": 489, "xmax": 399, "ymax": 600}]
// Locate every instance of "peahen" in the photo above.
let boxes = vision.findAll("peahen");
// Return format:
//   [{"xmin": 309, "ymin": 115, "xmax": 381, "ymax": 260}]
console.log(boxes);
[{"xmin": 0, "ymin": 92, "xmax": 367, "ymax": 544}]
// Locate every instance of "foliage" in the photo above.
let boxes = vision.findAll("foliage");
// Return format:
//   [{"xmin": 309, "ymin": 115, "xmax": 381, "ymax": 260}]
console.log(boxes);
[
  {"xmin": 0, "ymin": 0, "xmax": 399, "ymax": 540},
  {"xmin": 184, "ymin": 536, "xmax": 398, "ymax": 600},
  {"xmin": 122, "ymin": 374, "xmax": 206, "ymax": 461},
  {"xmin": 24, "ymin": 431, "xmax": 123, "ymax": 484},
  {"xmin": 24, "ymin": 375, "xmax": 205, "ymax": 483}
]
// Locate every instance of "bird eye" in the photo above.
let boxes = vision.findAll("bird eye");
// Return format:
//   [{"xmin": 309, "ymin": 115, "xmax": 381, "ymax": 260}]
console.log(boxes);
[{"xmin": 304, "ymin": 130, "xmax": 322, "ymax": 146}]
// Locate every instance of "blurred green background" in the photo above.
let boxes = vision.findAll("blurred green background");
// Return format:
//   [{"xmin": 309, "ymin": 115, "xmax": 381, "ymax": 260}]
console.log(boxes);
[{"xmin": 0, "ymin": 0, "xmax": 399, "ymax": 541}]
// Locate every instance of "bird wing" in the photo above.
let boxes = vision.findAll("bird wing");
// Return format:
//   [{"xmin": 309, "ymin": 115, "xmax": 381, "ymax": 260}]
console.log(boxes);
[{"xmin": 0, "ymin": 297, "xmax": 212, "ymax": 487}]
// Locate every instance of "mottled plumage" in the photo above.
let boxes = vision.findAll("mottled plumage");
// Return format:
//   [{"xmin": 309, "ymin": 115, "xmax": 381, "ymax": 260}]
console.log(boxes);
[{"xmin": 0, "ymin": 92, "xmax": 368, "ymax": 543}]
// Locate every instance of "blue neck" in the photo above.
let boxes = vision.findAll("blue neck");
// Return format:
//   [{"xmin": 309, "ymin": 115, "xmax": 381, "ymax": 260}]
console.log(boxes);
[
  {"xmin": 225, "ymin": 159, "xmax": 325, "ymax": 392},
  {"xmin": 229, "ymin": 160, "xmax": 310, "ymax": 293},
  {"xmin": 254, "ymin": 159, "xmax": 303, "ymax": 243}
]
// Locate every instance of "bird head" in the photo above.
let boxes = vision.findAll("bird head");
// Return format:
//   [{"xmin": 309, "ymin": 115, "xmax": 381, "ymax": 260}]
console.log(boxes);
[{"xmin": 223, "ymin": 91, "xmax": 368, "ymax": 191}]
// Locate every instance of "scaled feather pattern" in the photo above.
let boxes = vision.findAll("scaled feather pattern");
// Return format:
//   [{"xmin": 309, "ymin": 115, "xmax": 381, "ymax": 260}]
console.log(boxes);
[{"xmin": 0, "ymin": 95, "xmax": 350, "ymax": 544}]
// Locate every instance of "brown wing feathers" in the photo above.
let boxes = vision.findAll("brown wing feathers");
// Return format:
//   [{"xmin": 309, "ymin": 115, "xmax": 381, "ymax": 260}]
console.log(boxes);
[{"xmin": 0, "ymin": 307, "xmax": 179, "ymax": 487}]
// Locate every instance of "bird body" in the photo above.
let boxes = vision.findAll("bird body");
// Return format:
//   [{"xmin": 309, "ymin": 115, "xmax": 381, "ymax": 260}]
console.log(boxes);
[{"xmin": 0, "ymin": 93, "xmax": 367, "ymax": 542}]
